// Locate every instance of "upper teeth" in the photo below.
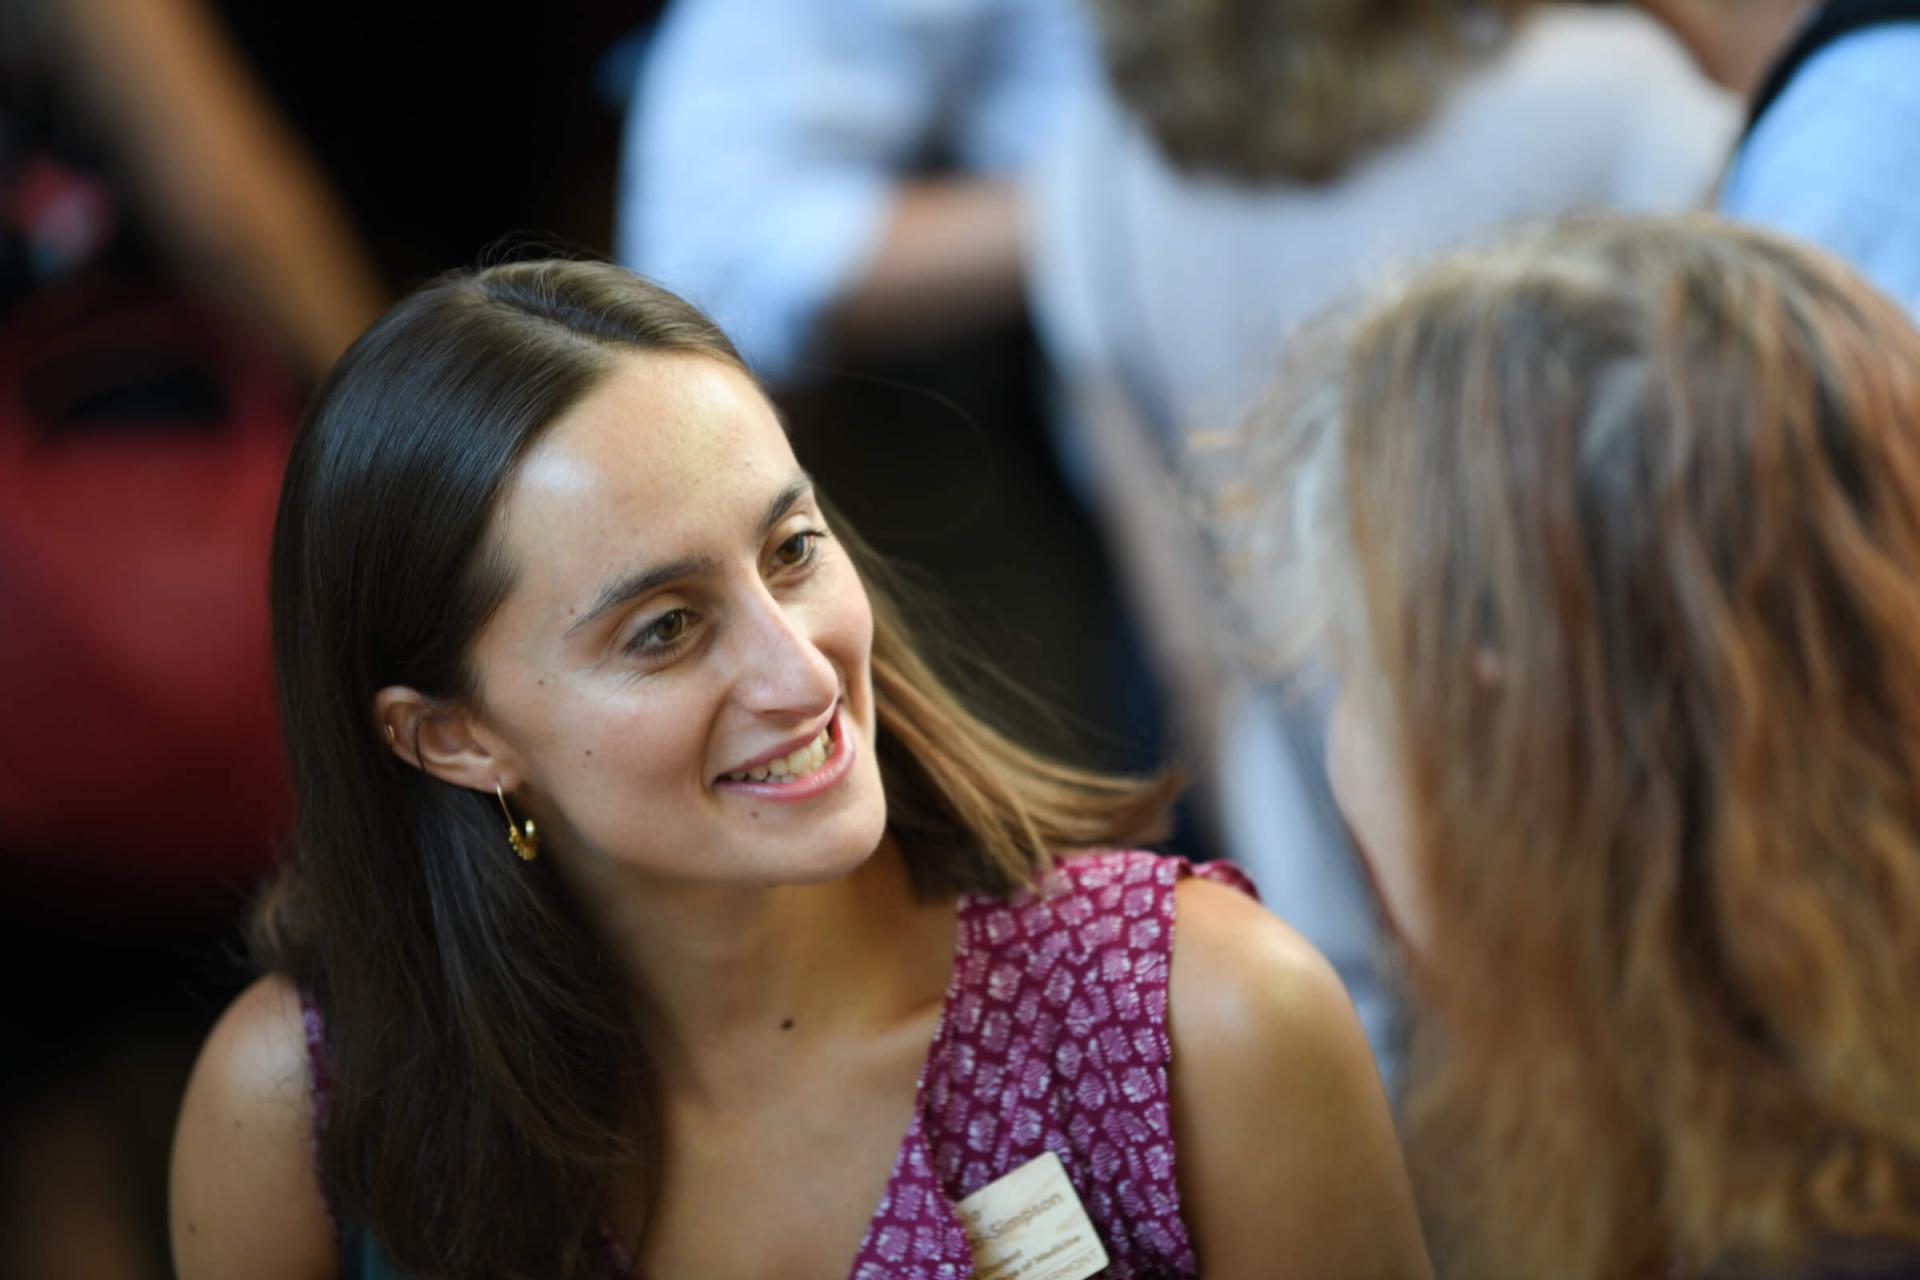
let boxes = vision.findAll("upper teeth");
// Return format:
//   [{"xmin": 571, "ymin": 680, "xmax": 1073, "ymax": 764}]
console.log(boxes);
[{"xmin": 725, "ymin": 725, "xmax": 831, "ymax": 783}]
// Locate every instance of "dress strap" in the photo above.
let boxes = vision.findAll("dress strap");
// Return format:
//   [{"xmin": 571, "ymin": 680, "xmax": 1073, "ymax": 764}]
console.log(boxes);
[{"xmin": 907, "ymin": 850, "xmax": 1257, "ymax": 1276}]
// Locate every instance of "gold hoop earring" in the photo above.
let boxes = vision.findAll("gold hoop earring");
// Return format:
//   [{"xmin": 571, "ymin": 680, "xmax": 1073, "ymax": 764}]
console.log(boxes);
[{"xmin": 495, "ymin": 783, "xmax": 540, "ymax": 862}]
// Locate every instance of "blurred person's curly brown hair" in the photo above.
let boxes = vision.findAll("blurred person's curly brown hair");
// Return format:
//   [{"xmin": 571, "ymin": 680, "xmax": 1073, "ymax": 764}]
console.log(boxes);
[
  {"xmin": 1089, "ymin": 0, "xmax": 1530, "ymax": 183},
  {"xmin": 1221, "ymin": 215, "xmax": 1920, "ymax": 1278}
]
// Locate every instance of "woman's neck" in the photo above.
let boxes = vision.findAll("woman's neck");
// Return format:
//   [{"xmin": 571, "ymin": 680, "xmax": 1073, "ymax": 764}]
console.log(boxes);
[
  {"xmin": 1639, "ymin": 0, "xmax": 1810, "ymax": 95},
  {"xmin": 560, "ymin": 835, "xmax": 957, "ymax": 1102}
]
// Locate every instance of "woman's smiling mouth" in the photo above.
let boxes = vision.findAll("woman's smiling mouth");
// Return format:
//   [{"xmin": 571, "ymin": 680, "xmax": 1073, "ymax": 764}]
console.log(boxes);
[{"xmin": 714, "ymin": 706, "xmax": 855, "ymax": 799}]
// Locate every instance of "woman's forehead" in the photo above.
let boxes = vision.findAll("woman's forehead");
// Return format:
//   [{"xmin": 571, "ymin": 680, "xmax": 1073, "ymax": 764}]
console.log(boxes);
[
  {"xmin": 491, "ymin": 355, "xmax": 801, "ymax": 604},
  {"xmin": 555, "ymin": 351, "xmax": 781, "ymax": 460},
  {"xmin": 514, "ymin": 354, "xmax": 793, "ymax": 518}
]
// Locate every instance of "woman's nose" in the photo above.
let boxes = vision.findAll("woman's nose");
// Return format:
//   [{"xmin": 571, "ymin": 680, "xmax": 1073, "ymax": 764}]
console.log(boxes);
[{"xmin": 730, "ymin": 589, "xmax": 838, "ymax": 718}]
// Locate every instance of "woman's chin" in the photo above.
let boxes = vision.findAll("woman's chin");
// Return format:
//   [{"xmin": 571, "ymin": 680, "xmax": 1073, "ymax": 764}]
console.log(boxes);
[{"xmin": 787, "ymin": 807, "xmax": 893, "ymax": 885}]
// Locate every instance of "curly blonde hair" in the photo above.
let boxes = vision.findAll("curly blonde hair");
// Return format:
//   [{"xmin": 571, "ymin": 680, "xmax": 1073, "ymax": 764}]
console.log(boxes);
[
  {"xmin": 1088, "ymin": 0, "xmax": 1529, "ymax": 183},
  {"xmin": 1222, "ymin": 215, "xmax": 1920, "ymax": 1279}
]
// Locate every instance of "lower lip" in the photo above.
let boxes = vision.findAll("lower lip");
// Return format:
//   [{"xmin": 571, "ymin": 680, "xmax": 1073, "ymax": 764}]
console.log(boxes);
[{"xmin": 713, "ymin": 706, "xmax": 856, "ymax": 803}]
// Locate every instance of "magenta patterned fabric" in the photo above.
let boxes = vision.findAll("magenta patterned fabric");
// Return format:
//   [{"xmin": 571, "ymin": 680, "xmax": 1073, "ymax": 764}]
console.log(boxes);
[
  {"xmin": 308, "ymin": 848, "xmax": 1256, "ymax": 1279},
  {"xmin": 837, "ymin": 848, "xmax": 1256, "ymax": 1280}
]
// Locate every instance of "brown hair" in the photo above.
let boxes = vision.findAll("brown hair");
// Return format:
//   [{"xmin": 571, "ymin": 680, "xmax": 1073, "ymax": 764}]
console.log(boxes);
[
  {"xmin": 1222, "ymin": 216, "xmax": 1920, "ymax": 1278},
  {"xmin": 257, "ymin": 258, "xmax": 1176, "ymax": 1278},
  {"xmin": 1088, "ymin": 0, "xmax": 1530, "ymax": 183}
]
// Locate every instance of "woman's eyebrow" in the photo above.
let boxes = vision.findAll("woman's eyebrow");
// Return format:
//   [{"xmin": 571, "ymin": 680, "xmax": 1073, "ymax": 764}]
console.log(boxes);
[
  {"xmin": 565, "ymin": 474, "xmax": 816, "ymax": 638},
  {"xmin": 756, "ymin": 475, "xmax": 815, "ymax": 538},
  {"xmin": 566, "ymin": 555, "xmax": 718, "ymax": 637}
]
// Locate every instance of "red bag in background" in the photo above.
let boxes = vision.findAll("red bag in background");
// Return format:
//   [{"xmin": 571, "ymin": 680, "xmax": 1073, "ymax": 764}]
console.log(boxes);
[{"xmin": 0, "ymin": 283, "xmax": 296, "ymax": 907}]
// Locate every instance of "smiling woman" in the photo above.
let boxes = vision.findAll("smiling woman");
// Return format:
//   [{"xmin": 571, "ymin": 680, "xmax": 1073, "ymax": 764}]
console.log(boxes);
[
  {"xmin": 374, "ymin": 350, "xmax": 898, "ymax": 898},
  {"xmin": 165, "ymin": 260, "xmax": 1429, "ymax": 1280}
]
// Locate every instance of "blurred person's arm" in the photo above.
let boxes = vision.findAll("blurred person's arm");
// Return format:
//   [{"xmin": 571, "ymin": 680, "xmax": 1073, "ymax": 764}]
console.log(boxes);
[
  {"xmin": 824, "ymin": 0, "xmax": 1098, "ymax": 357},
  {"xmin": 618, "ymin": 0, "xmax": 1093, "ymax": 383},
  {"xmin": 47, "ymin": 0, "xmax": 385, "ymax": 374},
  {"xmin": 821, "ymin": 178, "xmax": 1024, "ymax": 354}
]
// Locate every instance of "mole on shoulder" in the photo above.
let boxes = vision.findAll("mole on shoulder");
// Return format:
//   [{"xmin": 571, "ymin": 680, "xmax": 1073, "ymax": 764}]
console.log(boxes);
[{"xmin": 780, "ymin": 1018, "xmax": 795, "ymax": 1032}]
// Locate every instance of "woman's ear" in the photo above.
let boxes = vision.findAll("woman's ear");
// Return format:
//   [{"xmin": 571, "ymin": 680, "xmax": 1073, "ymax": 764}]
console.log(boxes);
[{"xmin": 372, "ymin": 686, "xmax": 519, "ymax": 793}]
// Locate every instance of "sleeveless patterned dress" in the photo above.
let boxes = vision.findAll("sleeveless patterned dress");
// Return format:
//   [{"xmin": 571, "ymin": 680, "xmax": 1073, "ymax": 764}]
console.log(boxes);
[{"xmin": 307, "ymin": 849, "xmax": 1257, "ymax": 1278}]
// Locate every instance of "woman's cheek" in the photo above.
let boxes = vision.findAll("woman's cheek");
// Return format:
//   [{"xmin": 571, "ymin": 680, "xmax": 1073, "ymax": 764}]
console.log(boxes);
[{"xmin": 1327, "ymin": 687, "xmax": 1432, "ymax": 956}]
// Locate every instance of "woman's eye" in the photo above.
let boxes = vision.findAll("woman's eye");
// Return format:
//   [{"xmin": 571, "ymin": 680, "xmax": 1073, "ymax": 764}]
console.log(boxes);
[
  {"xmin": 626, "ymin": 608, "xmax": 692, "ymax": 655},
  {"xmin": 772, "ymin": 529, "xmax": 826, "ymax": 569}
]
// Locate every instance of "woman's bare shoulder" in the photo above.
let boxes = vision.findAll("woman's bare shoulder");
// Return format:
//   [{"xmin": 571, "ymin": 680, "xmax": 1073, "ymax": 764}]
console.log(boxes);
[
  {"xmin": 1168, "ymin": 875, "xmax": 1365, "ymax": 1052},
  {"xmin": 1168, "ymin": 876, "xmax": 1432, "ymax": 1279},
  {"xmin": 170, "ymin": 973, "xmax": 337, "ymax": 1280}
]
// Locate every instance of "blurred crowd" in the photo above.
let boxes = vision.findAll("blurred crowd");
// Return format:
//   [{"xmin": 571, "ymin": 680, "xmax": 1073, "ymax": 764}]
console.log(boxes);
[{"xmin": 3, "ymin": 0, "xmax": 1917, "ymax": 1276}]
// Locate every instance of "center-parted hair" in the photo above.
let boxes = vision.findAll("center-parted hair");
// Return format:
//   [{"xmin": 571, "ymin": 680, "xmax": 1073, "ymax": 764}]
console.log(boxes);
[
  {"xmin": 259, "ymin": 259, "xmax": 1175, "ymax": 1279},
  {"xmin": 1222, "ymin": 216, "xmax": 1920, "ymax": 1279}
]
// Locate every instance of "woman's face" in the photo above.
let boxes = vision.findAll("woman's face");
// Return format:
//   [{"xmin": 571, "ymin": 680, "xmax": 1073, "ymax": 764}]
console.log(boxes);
[{"xmin": 465, "ymin": 352, "xmax": 888, "ymax": 888}]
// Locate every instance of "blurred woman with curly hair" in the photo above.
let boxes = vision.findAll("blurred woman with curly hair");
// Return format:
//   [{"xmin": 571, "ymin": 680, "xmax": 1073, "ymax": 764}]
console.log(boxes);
[{"xmin": 1220, "ymin": 214, "xmax": 1920, "ymax": 1280}]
